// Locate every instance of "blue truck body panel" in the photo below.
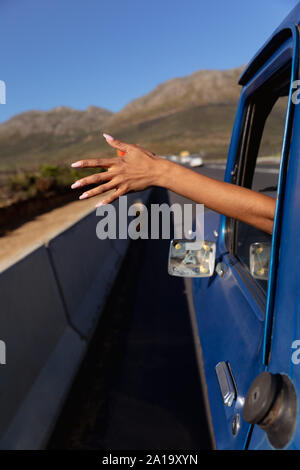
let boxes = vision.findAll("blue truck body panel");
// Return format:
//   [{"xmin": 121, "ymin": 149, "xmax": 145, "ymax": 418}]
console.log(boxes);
[{"xmin": 192, "ymin": 3, "xmax": 300, "ymax": 449}]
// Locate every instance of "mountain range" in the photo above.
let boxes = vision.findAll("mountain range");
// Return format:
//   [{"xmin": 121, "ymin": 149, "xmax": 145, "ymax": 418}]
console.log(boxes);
[
  {"xmin": 0, "ymin": 66, "xmax": 245, "ymax": 172},
  {"xmin": 0, "ymin": 65, "xmax": 283, "ymax": 173}
]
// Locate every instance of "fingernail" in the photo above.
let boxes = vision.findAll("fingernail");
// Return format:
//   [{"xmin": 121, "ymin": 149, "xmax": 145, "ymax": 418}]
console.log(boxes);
[
  {"xmin": 79, "ymin": 192, "xmax": 89, "ymax": 200},
  {"xmin": 71, "ymin": 161, "xmax": 82, "ymax": 168},
  {"xmin": 95, "ymin": 201, "xmax": 105, "ymax": 207},
  {"xmin": 103, "ymin": 133, "xmax": 114, "ymax": 142},
  {"xmin": 71, "ymin": 181, "xmax": 80, "ymax": 189}
]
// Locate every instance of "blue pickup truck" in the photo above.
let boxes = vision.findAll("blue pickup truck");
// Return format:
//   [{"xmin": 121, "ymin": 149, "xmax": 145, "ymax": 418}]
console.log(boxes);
[{"xmin": 169, "ymin": 3, "xmax": 300, "ymax": 450}]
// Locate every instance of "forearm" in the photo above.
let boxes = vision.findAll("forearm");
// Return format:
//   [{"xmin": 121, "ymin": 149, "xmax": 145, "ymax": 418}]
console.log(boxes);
[{"xmin": 154, "ymin": 159, "xmax": 276, "ymax": 234}]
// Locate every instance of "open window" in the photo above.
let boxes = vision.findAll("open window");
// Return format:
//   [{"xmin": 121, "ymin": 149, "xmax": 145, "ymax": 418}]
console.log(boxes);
[{"xmin": 227, "ymin": 63, "xmax": 291, "ymax": 294}]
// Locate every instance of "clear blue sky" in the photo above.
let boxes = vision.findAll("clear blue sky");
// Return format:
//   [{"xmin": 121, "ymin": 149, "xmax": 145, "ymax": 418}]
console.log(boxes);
[{"xmin": 0, "ymin": 0, "xmax": 298, "ymax": 123}]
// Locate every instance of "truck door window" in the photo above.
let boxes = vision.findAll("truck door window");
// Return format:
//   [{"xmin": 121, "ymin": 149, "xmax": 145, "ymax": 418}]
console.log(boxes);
[{"xmin": 231, "ymin": 67, "xmax": 291, "ymax": 294}]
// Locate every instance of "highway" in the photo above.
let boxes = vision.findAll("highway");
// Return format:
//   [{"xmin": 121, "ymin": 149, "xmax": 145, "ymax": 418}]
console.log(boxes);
[{"xmin": 48, "ymin": 161, "xmax": 278, "ymax": 450}]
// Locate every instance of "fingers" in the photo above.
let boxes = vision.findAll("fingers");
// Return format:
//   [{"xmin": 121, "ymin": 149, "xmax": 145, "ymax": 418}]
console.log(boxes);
[
  {"xmin": 71, "ymin": 157, "xmax": 117, "ymax": 168},
  {"xmin": 103, "ymin": 134, "xmax": 156, "ymax": 157},
  {"xmin": 71, "ymin": 172, "xmax": 111, "ymax": 189},
  {"xmin": 103, "ymin": 133, "xmax": 131, "ymax": 153},
  {"xmin": 78, "ymin": 181, "xmax": 118, "ymax": 200},
  {"xmin": 78, "ymin": 180, "xmax": 118, "ymax": 200},
  {"xmin": 95, "ymin": 188, "xmax": 125, "ymax": 207}
]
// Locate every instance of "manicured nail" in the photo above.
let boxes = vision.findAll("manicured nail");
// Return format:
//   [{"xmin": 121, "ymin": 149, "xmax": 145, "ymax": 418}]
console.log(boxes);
[
  {"xmin": 79, "ymin": 192, "xmax": 89, "ymax": 200},
  {"xmin": 103, "ymin": 133, "xmax": 114, "ymax": 142},
  {"xmin": 71, "ymin": 161, "xmax": 82, "ymax": 168},
  {"xmin": 95, "ymin": 201, "xmax": 105, "ymax": 207},
  {"xmin": 71, "ymin": 181, "xmax": 81, "ymax": 189}
]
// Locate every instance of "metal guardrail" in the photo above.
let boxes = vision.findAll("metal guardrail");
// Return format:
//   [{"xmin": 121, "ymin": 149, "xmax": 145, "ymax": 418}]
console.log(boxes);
[{"xmin": 0, "ymin": 189, "xmax": 151, "ymax": 449}]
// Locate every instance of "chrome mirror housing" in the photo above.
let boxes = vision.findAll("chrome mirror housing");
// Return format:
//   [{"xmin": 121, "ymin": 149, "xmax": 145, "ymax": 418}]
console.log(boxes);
[
  {"xmin": 168, "ymin": 239, "xmax": 216, "ymax": 278},
  {"xmin": 249, "ymin": 242, "xmax": 271, "ymax": 280}
]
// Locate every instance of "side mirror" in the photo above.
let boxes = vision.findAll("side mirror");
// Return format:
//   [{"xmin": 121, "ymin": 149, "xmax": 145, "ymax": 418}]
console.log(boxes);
[
  {"xmin": 249, "ymin": 242, "xmax": 271, "ymax": 280},
  {"xmin": 168, "ymin": 239, "xmax": 216, "ymax": 278}
]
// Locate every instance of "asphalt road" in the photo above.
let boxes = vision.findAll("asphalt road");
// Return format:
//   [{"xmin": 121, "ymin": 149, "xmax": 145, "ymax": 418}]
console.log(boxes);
[{"xmin": 48, "ymin": 162, "xmax": 277, "ymax": 450}]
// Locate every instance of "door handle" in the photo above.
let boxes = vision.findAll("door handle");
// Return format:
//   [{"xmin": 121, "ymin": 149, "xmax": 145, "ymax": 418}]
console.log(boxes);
[{"xmin": 215, "ymin": 361, "xmax": 236, "ymax": 407}]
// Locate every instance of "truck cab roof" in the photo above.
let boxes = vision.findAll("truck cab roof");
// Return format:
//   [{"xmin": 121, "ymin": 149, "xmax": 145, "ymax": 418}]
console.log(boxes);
[{"xmin": 239, "ymin": 2, "xmax": 300, "ymax": 85}]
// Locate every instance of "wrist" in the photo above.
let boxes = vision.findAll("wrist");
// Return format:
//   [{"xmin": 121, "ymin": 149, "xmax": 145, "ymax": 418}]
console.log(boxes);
[{"xmin": 151, "ymin": 158, "xmax": 177, "ymax": 188}]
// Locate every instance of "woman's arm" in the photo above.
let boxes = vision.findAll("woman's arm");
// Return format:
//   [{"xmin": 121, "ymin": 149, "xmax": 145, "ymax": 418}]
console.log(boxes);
[{"xmin": 71, "ymin": 134, "xmax": 276, "ymax": 234}]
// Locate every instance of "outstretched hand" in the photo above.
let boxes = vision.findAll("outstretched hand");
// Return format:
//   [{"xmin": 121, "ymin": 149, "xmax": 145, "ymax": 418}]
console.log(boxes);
[
  {"xmin": 71, "ymin": 134, "xmax": 162, "ymax": 206},
  {"xmin": 71, "ymin": 133, "xmax": 275, "ymax": 233}
]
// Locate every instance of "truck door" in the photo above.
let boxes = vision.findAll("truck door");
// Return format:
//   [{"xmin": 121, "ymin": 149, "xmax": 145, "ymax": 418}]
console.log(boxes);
[{"xmin": 192, "ymin": 27, "xmax": 299, "ymax": 449}]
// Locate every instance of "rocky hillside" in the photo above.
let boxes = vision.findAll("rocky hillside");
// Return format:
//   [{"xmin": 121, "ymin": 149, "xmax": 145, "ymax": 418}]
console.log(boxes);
[
  {"xmin": 0, "ymin": 105, "xmax": 113, "ymax": 139},
  {"xmin": 106, "ymin": 66, "xmax": 243, "ymax": 129},
  {"xmin": 0, "ymin": 106, "xmax": 113, "ymax": 170}
]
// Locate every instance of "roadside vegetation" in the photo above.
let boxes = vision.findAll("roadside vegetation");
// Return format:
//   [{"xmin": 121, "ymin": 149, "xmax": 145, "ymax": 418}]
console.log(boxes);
[{"xmin": 0, "ymin": 164, "xmax": 100, "ymax": 208}]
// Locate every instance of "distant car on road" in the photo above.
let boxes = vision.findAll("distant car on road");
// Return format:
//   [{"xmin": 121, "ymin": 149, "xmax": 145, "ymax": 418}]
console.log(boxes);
[
  {"xmin": 180, "ymin": 155, "xmax": 191, "ymax": 164},
  {"xmin": 189, "ymin": 155, "xmax": 203, "ymax": 168}
]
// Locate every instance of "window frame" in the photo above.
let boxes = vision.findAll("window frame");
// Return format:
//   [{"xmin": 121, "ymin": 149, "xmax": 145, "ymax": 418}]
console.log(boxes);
[
  {"xmin": 221, "ymin": 35, "xmax": 295, "ymax": 311},
  {"xmin": 229, "ymin": 67, "xmax": 291, "ymax": 295}
]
